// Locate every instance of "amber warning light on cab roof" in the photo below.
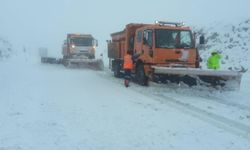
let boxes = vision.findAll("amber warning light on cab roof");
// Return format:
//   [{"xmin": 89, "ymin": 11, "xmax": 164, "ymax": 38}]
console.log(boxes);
[{"xmin": 155, "ymin": 21, "xmax": 185, "ymax": 27}]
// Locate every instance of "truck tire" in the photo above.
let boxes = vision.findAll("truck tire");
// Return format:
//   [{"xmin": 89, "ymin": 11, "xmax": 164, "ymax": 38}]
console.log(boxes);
[
  {"xmin": 114, "ymin": 61, "xmax": 121, "ymax": 78},
  {"xmin": 63, "ymin": 60, "xmax": 71, "ymax": 68},
  {"xmin": 136, "ymin": 64, "xmax": 148, "ymax": 86}
]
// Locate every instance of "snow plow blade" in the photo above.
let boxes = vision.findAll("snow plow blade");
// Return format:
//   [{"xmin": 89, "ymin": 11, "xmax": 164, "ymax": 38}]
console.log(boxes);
[
  {"xmin": 62, "ymin": 58, "xmax": 104, "ymax": 70},
  {"xmin": 152, "ymin": 66, "xmax": 243, "ymax": 90}
]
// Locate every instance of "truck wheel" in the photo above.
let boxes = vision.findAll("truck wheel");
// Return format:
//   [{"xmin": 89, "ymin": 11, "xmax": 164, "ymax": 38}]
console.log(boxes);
[
  {"xmin": 114, "ymin": 62, "xmax": 121, "ymax": 77},
  {"xmin": 136, "ymin": 64, "xmax": 148, "ymax": 86},
  {"xmin": 63, "ymin": 60, "xmax": 71, "ymax": 68}
]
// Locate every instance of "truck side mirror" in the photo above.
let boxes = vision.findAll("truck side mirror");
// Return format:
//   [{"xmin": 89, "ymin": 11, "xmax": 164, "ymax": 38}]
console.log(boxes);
[{"xmin": 199, "ymin": 35, "xmax": 205, "ymax": 45}]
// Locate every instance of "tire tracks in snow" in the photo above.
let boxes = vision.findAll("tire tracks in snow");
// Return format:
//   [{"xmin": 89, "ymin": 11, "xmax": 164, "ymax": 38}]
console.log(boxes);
[
  {"xmin": 149, "ymin": 81, "xmax": 250, "ymax": 112},
  {"xmin": 133, "ymin": 87, "xmax": 250, "ymax": 139},
  {"xmin": 197, "ymin": 94, "xmax": 250, "ymax": 111},
  {"xmin": 97, "ymin": 70, "xmax": 250, "ymax": 139}
]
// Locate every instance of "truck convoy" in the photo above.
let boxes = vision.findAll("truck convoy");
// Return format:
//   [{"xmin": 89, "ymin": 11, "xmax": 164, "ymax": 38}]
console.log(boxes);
[
  {"xmin": 107, "ymin": 21, "xmax": 242, "ymax": 90},
  {"xmin": 40, "ymin": 22, "xmax": 242, "ymax": 90}
]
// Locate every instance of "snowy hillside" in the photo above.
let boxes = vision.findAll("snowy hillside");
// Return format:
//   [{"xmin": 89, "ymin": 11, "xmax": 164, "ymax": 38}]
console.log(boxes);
[
  {"xmin": 0, "ymin": 37, "xmax": 12, "ymax": 60},
  {"xmin": 195, "ymin": 18, "xmax": 250, "ymax": 71}
]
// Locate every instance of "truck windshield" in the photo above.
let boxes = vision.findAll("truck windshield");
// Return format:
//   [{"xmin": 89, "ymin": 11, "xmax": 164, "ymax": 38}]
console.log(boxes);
[
  {"xmin": 70, "ymin": 38, "xmax": 93, "ymax": 46},
  {"xmin": 155, "ymin": 29, "xmax": 193, "ymax": 49}
]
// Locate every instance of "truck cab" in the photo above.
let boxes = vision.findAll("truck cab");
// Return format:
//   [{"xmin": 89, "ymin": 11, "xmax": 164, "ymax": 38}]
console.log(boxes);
[
  {"xmin": 62, "ymin": 34, "xmax": 98, "ymax": 59},
  {"xmin": 133, "ymin": 22, "xmax": 198, "ymax": 69}
]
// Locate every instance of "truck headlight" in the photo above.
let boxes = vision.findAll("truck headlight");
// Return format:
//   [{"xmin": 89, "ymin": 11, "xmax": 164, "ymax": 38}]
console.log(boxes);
[
  {"xmin": 71, "ymin": 45, "xmax": 75, "ymax": 48},
  {"xmin": 90, "ymin": 47, "xmax": 95, "ymax": 54}
]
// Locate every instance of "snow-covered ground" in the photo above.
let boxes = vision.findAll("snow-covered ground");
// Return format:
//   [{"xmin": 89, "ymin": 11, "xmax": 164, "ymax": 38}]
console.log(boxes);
[{"xmin": 1, "ymin": 53, "xmax": 250, "ymax": 150}]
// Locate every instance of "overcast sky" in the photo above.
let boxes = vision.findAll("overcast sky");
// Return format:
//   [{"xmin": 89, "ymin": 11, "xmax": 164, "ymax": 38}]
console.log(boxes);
[{"xmin": 1, "ymin": 0, "xmax": 250, "ymax": 56}]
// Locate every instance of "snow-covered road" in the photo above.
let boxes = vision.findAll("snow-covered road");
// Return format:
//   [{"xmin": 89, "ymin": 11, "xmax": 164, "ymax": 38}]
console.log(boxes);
[{"xmin": 1, "ymin": 58, "xmax": 250, "ymax": 150}]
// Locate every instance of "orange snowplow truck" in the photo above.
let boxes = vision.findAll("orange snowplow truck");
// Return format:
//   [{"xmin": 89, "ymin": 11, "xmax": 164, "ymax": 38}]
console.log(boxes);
[
  {"xmin": 108, "ymin": 21, "xmax": 202, "ymax": 85},
  {"xmin": 107, "ymin": 21, "xmax": 242, "ymax": 89}
]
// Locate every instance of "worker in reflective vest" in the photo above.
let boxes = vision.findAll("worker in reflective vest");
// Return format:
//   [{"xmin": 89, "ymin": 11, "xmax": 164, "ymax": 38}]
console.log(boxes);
[
  {"xmin": 123, "ymin": 50, "xmax": 133, "ymax": 80},
  {"xmin": 207, "ymin": 51, "xmax": 222, "ymax": 70}
]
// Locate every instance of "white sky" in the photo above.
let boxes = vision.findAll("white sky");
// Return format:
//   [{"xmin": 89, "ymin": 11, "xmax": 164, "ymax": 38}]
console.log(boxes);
[{"xmin": 1, "ymin": 0, "xmax": 250, "ymax": 55}]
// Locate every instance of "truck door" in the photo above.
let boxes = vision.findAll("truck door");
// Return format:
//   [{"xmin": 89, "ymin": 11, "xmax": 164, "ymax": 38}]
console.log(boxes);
[
  {"xmin": 134, "ymin": 30, "xmax": 143, "ymax": 54},
  {"xmin": 142, "ymin": 29, "xmax": 153, "ymax": 63}
]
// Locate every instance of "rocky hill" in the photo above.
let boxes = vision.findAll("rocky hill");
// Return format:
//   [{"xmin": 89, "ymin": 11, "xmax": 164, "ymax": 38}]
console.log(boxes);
[
  {"xmin": 195, "ymin": 18, "xmax": 250, "ymax": 72},
  {"xmin": 0, "ymin": 37, "xmax": 12, "ymax": 60}
]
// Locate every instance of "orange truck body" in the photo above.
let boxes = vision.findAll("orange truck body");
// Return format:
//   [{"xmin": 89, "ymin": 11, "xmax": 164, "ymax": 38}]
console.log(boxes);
[{"xmin": 108, "ymin": 22, "xmax": 200, "ymax": 81}]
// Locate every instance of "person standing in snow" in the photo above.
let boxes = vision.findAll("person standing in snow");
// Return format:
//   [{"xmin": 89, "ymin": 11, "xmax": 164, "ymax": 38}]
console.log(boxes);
[
  {"xmin": 123, "ymin": 50, "xmax": 141, "ymax": 87},
  {"xmin": 207, "ymin": 51, "xmax": 222, "ymax": 70},
  {"xmin": 123, "ymin": 50, "xmax": 133, "ymax": 87}
]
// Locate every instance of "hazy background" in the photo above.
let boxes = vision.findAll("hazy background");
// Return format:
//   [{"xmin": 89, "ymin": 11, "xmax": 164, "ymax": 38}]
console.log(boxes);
[{"xmin": 1, "ymin": 0, "xmax": 250, "ymax": 56}]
